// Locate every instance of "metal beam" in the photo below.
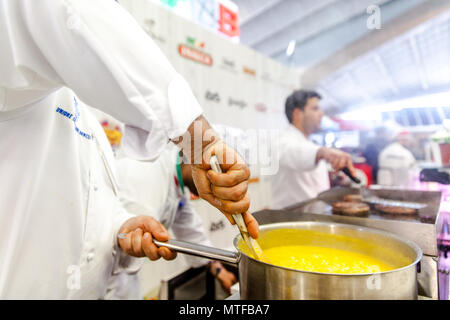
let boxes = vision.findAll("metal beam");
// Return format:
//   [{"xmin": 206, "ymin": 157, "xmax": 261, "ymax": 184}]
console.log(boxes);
[
  {"xmin": 373, "ymin": 53, "xmax": 399, "ymax": 94},
  {"xmin": 301, "ymin": 0, "xmax": 450, "ymax": 88},
  {"xmin": 241, "ymin": 0, "xmax": 339, "ymax": 48},
  {"xmin": 251, "ymin": 0, "xmax": 390, "ymax": 57},
  {"xmin": 408, "ymin": 35, "xmax": 429, "ymax": 90},
  {"xmin": 239, "ymin": 0, "xmax": 284, "ymax": 26}
]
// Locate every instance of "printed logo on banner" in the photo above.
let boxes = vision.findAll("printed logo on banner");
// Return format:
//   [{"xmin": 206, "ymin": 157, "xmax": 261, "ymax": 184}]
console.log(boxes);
[
  {"xmin": 178, "ymin": 36, "xmax": 213, "ymax": 66},
  {"xmin": 255, "ymin": 103, "xmax": 268, "ymax": 113},
  {"xmin": 243, "ymin": 66, "xmax": 256, "ymax": 77},
  {"xmin": 220, "ymin": 58, "xmax": 237, "ymax": 73},
  {"xmin": 209, "ymin": 220, "xmax": 225, "ymax": 232},
  {"xmin": 205, "ymin": 90, "xmax": 221, "ymax": 102},
  {"xmin": 261, "ymin": 72, "xmax": 275, "ymax": 83},
  {"xmin": 142, "ymin": 19, "xmax": 166, "ymax": 44},
  {"xmin": 228, "ymin": 97, "xmax": 247, "ymax": 109}
]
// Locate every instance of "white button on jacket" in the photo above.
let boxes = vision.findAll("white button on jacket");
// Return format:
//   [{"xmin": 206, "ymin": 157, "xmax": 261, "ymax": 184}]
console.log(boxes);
[{"xmin": 0, "ymin": 0, "xmax": 203, "ymax": 299}]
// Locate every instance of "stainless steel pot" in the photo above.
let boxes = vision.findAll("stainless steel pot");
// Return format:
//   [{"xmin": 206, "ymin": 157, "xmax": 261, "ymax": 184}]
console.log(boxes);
[{"xmin": 154, "ymin": 221, "xmax": 422, "ymax": 300}]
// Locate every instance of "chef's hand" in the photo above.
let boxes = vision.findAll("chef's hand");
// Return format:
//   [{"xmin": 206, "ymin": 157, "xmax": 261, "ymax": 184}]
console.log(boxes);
[
  {"xmin": 209, "ymin": 261, "xmax": 237, "ymax": 294},
  {"xmin": 118, "ymin": 216, "xmax": 177, "ymax": 261},
  {"xmin": 191, "ymin": 139, "xmax": 259, "ymax": 239},
  {"xmin": 317, "ymin": 147, "xmax": 356, "ymax": 177},
  {"xmin": 175, "ymin": 116, "xmax": 259, "ymax": 239}
]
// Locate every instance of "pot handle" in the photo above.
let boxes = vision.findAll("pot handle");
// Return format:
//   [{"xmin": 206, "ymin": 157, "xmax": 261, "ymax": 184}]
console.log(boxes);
[{"xmin": 153, "ymin": 239, "xmax": 240, "ymax": 265}]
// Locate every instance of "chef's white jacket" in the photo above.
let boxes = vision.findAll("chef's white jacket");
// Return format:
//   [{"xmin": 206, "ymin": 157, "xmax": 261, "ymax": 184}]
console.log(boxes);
[
  {"xmin": 378, "ymin": 142, "xmax": 417, "ymax": 187},
  {"xmin": 270, "ymin": 124, "xmax": 330, "ymax": 209},
  {"xmin": 105, "ymin": 147, "xmax": 212, "ymax": 299},
  {"xmin": 0, "ymin": 0, "xmax": 202, "ymax": 298}
]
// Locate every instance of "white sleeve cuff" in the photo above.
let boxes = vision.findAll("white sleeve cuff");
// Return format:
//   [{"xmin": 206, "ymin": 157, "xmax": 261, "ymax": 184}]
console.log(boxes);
[
  {"xmin": 167, "ymin": 74, "xmax": 204, "ymax": 139},
  {"xmin": 121, "ymin": 74, "xmax": 203, "ymax": 161}
]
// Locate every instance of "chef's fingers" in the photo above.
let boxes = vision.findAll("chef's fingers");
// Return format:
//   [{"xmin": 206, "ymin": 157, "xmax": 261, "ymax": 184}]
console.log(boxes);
[
  {"xmin": 211, "ymin": 181, "xmax": 248, "ymax": 201},
  {"xmin": 131, "ymin": 228, "xmax": 145, "ymax": 257},
  {"xmin": 329, "ymin": 158, "xmax": 341, "ymax": 172},
  {"xmin": 346, "ymin": 160, "xmax": 357, "ymax": 178},
  {"xmin": 203, "ymin": 141, "xmax": 245, "ymax": 171},
  {"xmin": 142, "ymin": 232, "xmax": 160, "ymax": 261},
  {"xmin": 207, "ymin": 164, "xmax": 250, "ymax": 187},
  {"xmin": 337, "ymin": 157, "xmax": 348, "ymax": 171},
  {"xmin": 118, "ymin": 230, "xmax": 133, "ymax": 255},
  {"xmin": 218, "ymin": 270, "xmax": 237, "ymax": 294},
  {"xmin": 215, "ymin": 194, "xmax": 250, "ymax": 217},
  {"xmin": 157, "ymin": 247, "xmax": 177, "ymax": 261},
  {"xmin": 142, "ymin": 216, "xmax": 170, "ymax": 242},
  {"xmin": 242, "ymin": 211, "xmax": 259, "ymax": 239}
]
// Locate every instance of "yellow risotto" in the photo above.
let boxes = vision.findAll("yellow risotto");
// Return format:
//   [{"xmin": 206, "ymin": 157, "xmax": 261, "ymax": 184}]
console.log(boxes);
[{"xmin": 261, "ymin": 245, "xmax": 394, "ymax": 273}]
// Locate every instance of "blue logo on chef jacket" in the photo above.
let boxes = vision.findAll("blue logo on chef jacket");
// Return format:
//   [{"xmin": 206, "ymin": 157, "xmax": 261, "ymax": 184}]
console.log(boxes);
[
  {"xmin": 55, "ymin": 97, "xmax": 91, "ymax": 140},
  {"xmin": 178, "ymin": 198, "xmax": 186, "ymax": 209}
]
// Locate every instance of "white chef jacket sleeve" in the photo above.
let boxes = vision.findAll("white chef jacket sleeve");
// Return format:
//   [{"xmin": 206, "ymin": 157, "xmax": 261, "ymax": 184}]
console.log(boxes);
[
  {"xmin": 171, "ymin": 196, "xmax": 212, "ymax": 268},
  {"xmin": 279, "ymin": 136, "xmax": 321, "ymax": 172},
  {"xmin": 6, "ymin": 0, "xmax": 203, "ymax": 160}
]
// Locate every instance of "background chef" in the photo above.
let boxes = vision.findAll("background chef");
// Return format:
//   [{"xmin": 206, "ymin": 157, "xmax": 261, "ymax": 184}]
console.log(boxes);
[
  {"xmin": 378, "ymin": 129, "xmax": 418, "ymax": 188},
  {"xmin": 270, "ymin": 90, "xmax": 357, "ymax": 209}
]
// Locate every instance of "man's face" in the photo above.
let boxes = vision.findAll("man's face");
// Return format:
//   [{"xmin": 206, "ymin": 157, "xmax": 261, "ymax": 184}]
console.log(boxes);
[{"xmin": 302, "ymin": 97, "xmax": 324, "ymax": 134}]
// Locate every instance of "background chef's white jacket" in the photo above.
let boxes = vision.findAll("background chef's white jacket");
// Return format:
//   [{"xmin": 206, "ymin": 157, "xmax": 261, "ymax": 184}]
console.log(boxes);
[
  {"xmin": 377, "ymin": 142, "xmax": 417, "ymax": 187},
  {"xmin": 106, "ymin": 146, "xmax": 212, "ymax": 299},
  {"xmin": 270, "ymin": 124, "xmax": 330, "ymax": 209},
  {"xmin": 0, "ymin": 0, "xmax": 202, "ymax": 298}
]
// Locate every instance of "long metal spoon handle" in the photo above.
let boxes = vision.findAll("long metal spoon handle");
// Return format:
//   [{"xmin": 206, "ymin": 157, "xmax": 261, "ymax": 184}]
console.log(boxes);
[
  {"xmin": 153, "ymin": 239, "xmax": 239, "ymax": 264},
  {"xmin": 210, "ymin": 155, "xmax": 262, "ymax": 259}
]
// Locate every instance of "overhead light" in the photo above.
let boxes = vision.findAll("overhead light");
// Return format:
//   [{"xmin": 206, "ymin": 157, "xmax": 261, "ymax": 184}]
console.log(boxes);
[
  {"xmin": 339, "ymin": 91, "xmax": 450, "ymax": 121},
  {"xmin": 286, "ymin": 40, "xmax": 296, "ymax": 57}
]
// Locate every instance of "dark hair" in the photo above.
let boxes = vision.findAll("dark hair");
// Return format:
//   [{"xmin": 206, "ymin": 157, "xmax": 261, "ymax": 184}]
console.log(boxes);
[{"xmin": 285, "ymin": 90, "xmax": 321, "ymax": 123}]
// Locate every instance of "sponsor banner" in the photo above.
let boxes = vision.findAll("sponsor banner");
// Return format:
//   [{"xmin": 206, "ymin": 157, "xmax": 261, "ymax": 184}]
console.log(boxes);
[
  {"xmin": 142, "ymin": 18, "xmax": 166, "ymax": 44},
  {"xmin": 219, "ymin": 57, "xmax": 238, "ymax": 73},
  {"xmin": 178, "ymin": 44, "xmax": 213, "ymax": 66},
  {"xmin": 205, "ymin": 90, "xmax": 221, "ymax": 103},
  {"xmin": 243, "ymin": 66, "xmax": 256, "ymax": 77},
  {"xmin": 228, "ymin": 97, "xmax": 248, "ymax": 109},
  {"xmin": 255, "ymin": 103, "xmax": 268, "ymax": 113}
]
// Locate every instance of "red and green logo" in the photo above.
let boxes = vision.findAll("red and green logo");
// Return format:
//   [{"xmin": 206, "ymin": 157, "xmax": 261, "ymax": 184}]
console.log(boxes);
[
  {"xmin": 186, "ymin": 36, "xmax": 205, "ymax": 49},
  {"xmin": 178, "ymin": 36, "xmax": 212, "ymax": 66}
]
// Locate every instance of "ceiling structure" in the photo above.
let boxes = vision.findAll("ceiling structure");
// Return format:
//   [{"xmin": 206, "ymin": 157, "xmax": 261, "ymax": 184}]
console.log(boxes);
[{"xmin": 235, "ymin": 0, "xmax": 450, "ymax": 118}]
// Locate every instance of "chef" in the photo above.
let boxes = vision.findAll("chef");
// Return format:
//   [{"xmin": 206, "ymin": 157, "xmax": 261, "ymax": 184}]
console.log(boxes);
[
  {"xmin": 104, "ymin": 146, "xmax": 237, "ymax": 299},
  {"xmin": 0, "ymin": 0, "xmax": 256, "ymax": 299},
  {"xmin": 378, "ymin": 131, "xmax": 418, "ymax": 188},
  {"xmin": 270, "ymin": 90, "xmax": 356, "ymax": 209}
]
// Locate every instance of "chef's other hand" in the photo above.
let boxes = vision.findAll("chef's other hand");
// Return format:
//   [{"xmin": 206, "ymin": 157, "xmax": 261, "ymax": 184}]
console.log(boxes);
[
  {"xmin": 118, "ymin": 216, "xmax": 177, "ymax": 261},
  {"xmin": 209, "ymin": 261, "xmax": 237, "ymax": 295},
  {"xmin": 317, "ymin": 147, "xmax": 356, "ymax": 177}
]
